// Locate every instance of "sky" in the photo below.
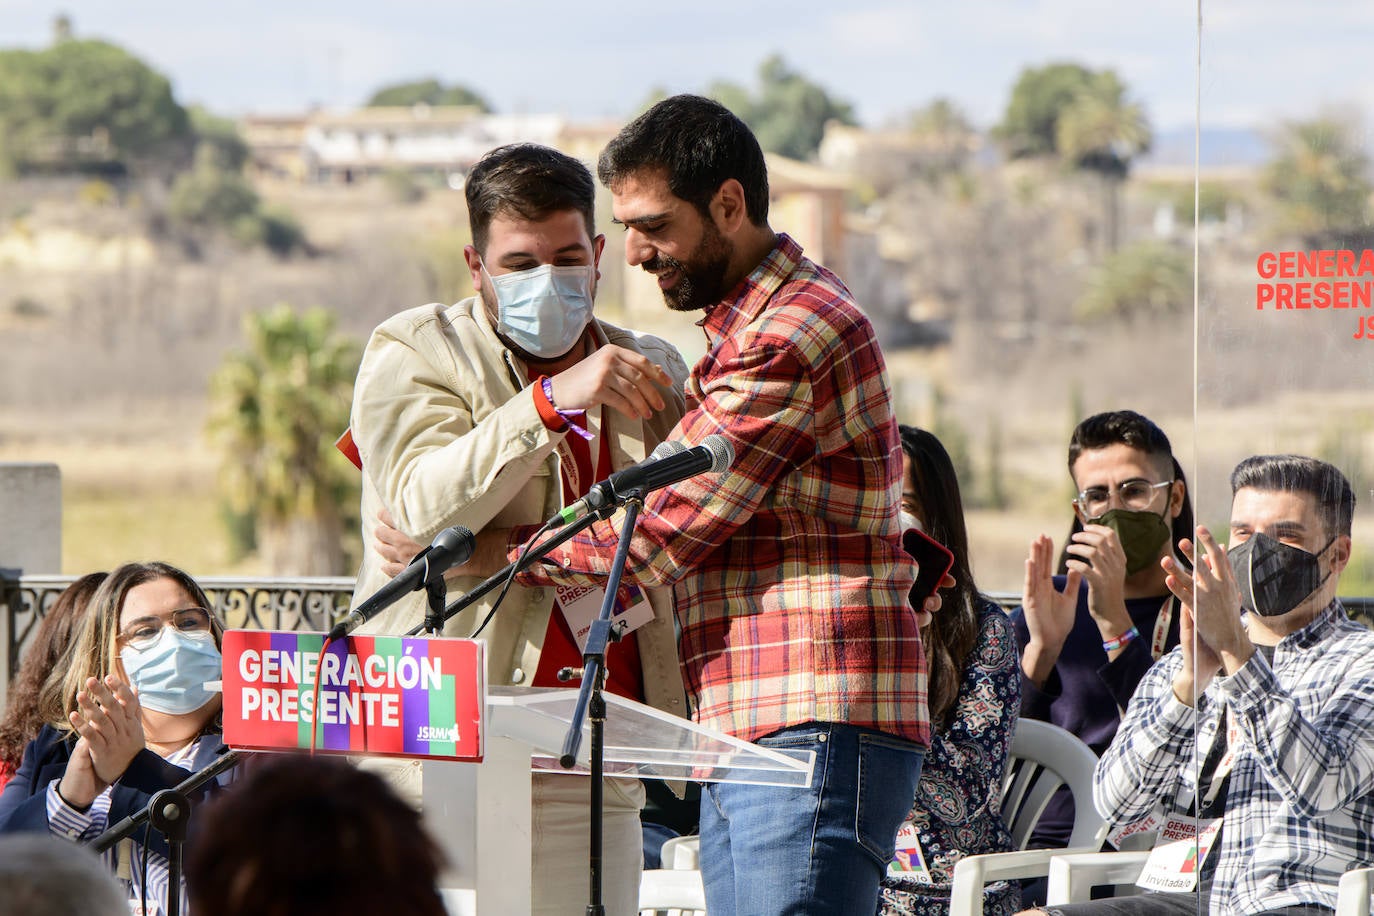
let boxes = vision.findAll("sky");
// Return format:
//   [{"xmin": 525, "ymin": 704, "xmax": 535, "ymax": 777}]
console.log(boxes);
[{"xmin": 3, "ymin": 1, "xmax": 1372, "ymax": 134}]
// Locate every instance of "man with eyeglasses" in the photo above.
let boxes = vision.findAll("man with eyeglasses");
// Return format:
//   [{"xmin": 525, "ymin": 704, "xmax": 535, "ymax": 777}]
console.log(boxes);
[
  {"xmin": 1025, "ymin": 454, "xmax": 1374, "ymax": 916},
  {"xmin": 1011, "ymin": 410, "xmax": 1193, "ymax": 855}
]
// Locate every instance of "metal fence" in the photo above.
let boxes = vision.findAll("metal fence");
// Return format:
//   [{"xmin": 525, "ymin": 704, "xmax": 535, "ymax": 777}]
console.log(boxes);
[
  {"xmin": 3, "ymin": 577, "xmax": 1371, "ymax": 705},
  {"xmin": 0, "ymin": 575, "xmax": 355, "ymax": 708}
]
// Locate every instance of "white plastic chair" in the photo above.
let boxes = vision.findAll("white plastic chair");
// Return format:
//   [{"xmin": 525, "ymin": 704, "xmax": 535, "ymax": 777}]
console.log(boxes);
[
  {"xmin": 949, "ymin": 718, "xmax": 1104, "ymax": 916},
  {"xmin": 1338, "ymin": 866, "xmax": 1374, "ymax": 916},
  {"xmin": 639, "ymin": 835, "xmax": 705, "ymax": 916},
  {"xmin": 1045, "ymin": 848, "xmax": 1151, "ymax": 903},
  {"xmin": 1047, "ymin": 852, "xmax": 1374, "ymax": 911}
]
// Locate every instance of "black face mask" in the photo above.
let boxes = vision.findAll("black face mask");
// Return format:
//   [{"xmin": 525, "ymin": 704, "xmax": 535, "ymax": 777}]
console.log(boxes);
[{"xmin": 1227, "ymin": 532, "xmax": 1333, "ymax": 618}]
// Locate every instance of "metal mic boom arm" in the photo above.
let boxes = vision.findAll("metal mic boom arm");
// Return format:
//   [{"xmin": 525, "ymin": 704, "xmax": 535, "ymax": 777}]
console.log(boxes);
[{"xmin": 403, "ymin": 499, "xmax": 620, "ymax": 637}]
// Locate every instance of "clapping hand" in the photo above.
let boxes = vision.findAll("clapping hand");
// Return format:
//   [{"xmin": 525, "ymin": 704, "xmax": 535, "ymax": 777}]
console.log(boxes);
[{"xmin": 59, "ymin": 675, "xmax": 145, "ymax": 809}]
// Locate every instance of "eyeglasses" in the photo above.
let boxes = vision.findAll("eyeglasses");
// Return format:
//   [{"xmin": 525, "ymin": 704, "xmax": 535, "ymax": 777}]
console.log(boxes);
[
  {"xmin": 1073, "ymin": 479, "xmax": 1173, "ymax": 518},
  {"xmin": 117, "ymin": 607, "xmax": 214, "ymax": 651}
]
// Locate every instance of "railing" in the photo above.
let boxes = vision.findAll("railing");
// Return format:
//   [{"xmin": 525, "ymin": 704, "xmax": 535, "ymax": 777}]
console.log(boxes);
[
  {"xmin": 3, "ymin": 577, "xmax": 1371, "ymax": 704},
  {"xmin": 0, "ymin": 575, "xmax": 355, "ymax": 707}
]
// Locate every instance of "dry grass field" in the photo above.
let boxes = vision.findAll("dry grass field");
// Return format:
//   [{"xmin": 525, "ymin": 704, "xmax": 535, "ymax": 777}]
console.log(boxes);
[{"xmin": 4, "ymin": 179, "xmax": 1373, "ymax": 598}]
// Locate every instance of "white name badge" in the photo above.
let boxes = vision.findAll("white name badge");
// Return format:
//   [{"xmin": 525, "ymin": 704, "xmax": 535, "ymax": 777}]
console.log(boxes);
[
  {"xmin": 555, "ymin": 581, "xmax": 654, "ymax": 652},
  {"xmin": 885, "ymin": 820, "xmax": 933, "ymax": 884},
  {"xmin": 1136, "ymin": 815, "xmax": 1223, "ymax": 893}
]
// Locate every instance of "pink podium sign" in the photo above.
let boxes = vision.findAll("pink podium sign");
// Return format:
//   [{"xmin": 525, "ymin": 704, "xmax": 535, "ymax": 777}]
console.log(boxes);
[{"xmin": 221, "ymin": 630, "xmax": 485, "ymax": 761}]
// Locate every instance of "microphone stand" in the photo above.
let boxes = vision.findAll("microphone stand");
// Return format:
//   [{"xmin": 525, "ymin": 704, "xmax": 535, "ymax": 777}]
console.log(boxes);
[
  {"xmin": 557, "ymin": 492, "xmax": 644, "ymax": 916},
  {"xmin": 90, "ymin": 748, "xmax": 242, "ymax": 916},
  {"xmin": 403, "ymin": 502, "xmax": 619, "ymax": 637},
  {"xmin": 422, "ymin": 572, "xmax": 448, "ymax": 636}
]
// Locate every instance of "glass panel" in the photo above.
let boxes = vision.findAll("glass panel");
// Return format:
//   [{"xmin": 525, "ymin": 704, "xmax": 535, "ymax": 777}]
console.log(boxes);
[
  {"xmin": 487, "ymin": 687, "xmax": 815, "ymax": 787},
  {"xmin": 1196, "ymin": 2, "xmax": 1373, "ymax": 911}
]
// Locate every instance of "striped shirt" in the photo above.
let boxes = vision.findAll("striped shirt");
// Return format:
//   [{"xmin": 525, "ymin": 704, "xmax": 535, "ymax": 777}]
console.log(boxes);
[
  {"xmin": 46, "ymin": 738, "xmax": 202, "ymax": 916},
  {"xmin": 1095, "ymin": 600, "xmax": 1374, "ymax": 914},
  {"xmin": 525, "ymin": 234, "xmax": 927, "ymax": 745}
]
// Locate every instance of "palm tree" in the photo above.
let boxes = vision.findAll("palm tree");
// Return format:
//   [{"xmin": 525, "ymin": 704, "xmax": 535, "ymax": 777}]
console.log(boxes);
[
  {"xmin": 206, "ymin": 304, "xmax": 361, "ymax": 575},
  {"xmin": 1056, "ymin": 71, "xmax": 1152, "ymax": 252},
  {"xmin": 1264, "ymin": 114, "xmax": 1372, "ymax": 245}
]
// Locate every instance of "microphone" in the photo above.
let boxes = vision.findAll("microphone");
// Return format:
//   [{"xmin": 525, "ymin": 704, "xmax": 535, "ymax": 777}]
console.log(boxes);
[
  {"xmin": 555, "ymin": 435, "xmax": 735, "ymax": 524},
  {"xmin": 328, "ymin": 525, "xmax": 474, "ymax": 640}
]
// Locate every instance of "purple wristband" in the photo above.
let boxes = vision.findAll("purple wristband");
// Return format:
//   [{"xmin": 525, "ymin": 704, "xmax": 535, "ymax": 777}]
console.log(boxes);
[{"xmin": 541, "ymin": 377, "xmax": 592, "ymax": 440}]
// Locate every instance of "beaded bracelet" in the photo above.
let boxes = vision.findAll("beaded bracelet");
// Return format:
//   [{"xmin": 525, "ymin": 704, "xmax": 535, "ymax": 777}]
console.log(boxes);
[
  {"xmin": 1102, "ymin": 626, "xmax": 1140, "ymax": 653},
  {"xmin": 541, "ymin": 376, "xmax": 592, "ymax": 440}
]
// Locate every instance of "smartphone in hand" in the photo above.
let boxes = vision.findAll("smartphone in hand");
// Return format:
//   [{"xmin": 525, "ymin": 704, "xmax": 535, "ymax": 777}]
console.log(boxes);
[{"xmin": 903, "ymin": 527, "xmax": 955, "ymax": 607}]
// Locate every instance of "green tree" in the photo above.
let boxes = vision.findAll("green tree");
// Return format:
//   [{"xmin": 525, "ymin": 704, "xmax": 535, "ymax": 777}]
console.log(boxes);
[
  {"xmin": 168, "ymin": 144, "xmax": 261, "ymax": 227},
  {"xmin": 708, "ymin": 55, "xmax": 856, "ymax": 160},
  {"xmin": 1168, "ymin": 181, "xmax": 1242, "ymax": 224},
  {"xmin": 206, "ymin": 305, "xmax": 362, "ymax": 576},
  {"xmin": 365, "ymin": 78, "xmax": 491, "ymax": 111},
  {"xmin": 1056, "ymin": 71, "xmax": 1151, "ymax": 250},
  {"xmin": 999, "ymin": 63, "xmax": 1151, "ymax": 251},
  {"xmin": 0, "ymin": 39, "xmax": 190, "ymax": 174},
  {"xmin": 168, "ymin": 145, "xmax": 307, "ymax": 256},
  {"xmin": 996, "ymin": 62, "xmax": 1098, "ymax": 159},
  {"xmin": 1074, "ymin": 240, "xmax": 1191, "ymax": 321},
  {"xmin": 189, "ymin": 105, "xmax": 250, "ymax": 172},
  {"xmin": 904, "ymin": 97, "xmax": 977, "ymax": 181},
  {"xmin": 1264, "ymin": 114, "xmax": 1372, "ymax": 245},
  {"xmin": 985, "ymin": 417, "xmax": 1008, "ymax": 510},
  {"xmin": 908, "ymin": 98, "xmax": 974, "ymax": 148}
]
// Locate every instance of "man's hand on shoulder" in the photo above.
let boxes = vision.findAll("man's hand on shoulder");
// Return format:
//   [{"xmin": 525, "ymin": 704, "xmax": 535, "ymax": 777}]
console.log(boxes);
[
  {"xmin": 374, "ymin": 508, "xmax": 426, "ymax": 579},
  {"xmin": 373, "ymin": 508, "xmax": 514, "ymax": 581},
  {"xmin": 549, "ymin": 346, "xmax": 673, "ymax": 420}
]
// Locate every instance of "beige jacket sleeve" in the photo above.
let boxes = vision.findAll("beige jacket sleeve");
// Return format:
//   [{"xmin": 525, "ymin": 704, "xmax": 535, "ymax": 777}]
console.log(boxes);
[{"xmin": 352, "ymin": 301, "xmax": 563, "ymax": 542}]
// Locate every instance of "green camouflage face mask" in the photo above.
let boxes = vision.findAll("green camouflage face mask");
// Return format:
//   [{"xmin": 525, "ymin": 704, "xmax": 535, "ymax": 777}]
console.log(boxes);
[{"xmin": 1088, "ymin": 507, "xmax": 1172, "ymax": 575}]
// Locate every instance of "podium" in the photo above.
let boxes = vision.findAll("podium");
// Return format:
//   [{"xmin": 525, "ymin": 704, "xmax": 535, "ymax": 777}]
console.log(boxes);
[{"xmin": 423, "ymin": 686, "xmax": 815, "ymax": 915}]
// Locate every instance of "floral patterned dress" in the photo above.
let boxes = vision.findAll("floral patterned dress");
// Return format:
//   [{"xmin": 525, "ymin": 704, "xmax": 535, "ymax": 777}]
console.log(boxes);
[{"xmin": 880, "ymin": 599, "xmax": 1022, "ymax": 916}]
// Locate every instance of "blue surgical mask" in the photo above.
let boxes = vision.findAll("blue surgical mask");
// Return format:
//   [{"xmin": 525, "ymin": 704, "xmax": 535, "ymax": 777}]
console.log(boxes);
[
  {"xmin": 120, "ymin": 628, "xmax": 222, "ymax": 715},
  {"xmin": 482, "ymin": 262, "xmax": 595, "ymax": 359}
]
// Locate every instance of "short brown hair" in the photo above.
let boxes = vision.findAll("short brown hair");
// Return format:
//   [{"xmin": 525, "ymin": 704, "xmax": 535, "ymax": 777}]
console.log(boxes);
[{"xmin": 465, "ymin": 143, "xmax": 596, "ymax": 255}]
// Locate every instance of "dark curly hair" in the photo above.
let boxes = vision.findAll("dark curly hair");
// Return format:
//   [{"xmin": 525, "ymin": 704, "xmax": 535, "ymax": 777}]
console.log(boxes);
[{"xmin": 0, "ymin": 572, "xmax": 107, "ymax": 774}]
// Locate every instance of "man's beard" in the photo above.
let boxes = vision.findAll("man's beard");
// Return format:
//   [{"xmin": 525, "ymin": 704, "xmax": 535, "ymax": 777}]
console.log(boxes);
[{"xmin": 646, "ymin": 221, "xmax": 733, "ymax": 312}]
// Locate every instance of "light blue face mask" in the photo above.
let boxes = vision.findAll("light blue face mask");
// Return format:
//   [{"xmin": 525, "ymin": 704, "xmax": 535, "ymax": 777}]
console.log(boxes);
[
  {"xmin": 483, "ymin": 262, "xmax": 595, "ymax": 359},
  {"xmin": 120, "ymin": 628, "xmax": 222, "ymax": 715}
]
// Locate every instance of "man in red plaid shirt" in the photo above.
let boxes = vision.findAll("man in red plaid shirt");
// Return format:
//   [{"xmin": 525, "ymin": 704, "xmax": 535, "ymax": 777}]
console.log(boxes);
[{"xmin": 467, "ymin": 95, "xmax": 931, "ymax": 915}]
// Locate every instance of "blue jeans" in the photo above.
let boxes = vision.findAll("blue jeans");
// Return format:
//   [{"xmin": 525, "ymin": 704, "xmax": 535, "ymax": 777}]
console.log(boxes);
[{"xmin": 698, "ymin": 722, "xmax": 924, "ymax": 916}]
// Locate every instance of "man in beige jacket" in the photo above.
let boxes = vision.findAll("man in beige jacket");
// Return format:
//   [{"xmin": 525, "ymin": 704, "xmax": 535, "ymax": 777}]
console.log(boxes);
[{"xmin": 348, "ymin": 143, "xmax": 689, "ymax": 915}]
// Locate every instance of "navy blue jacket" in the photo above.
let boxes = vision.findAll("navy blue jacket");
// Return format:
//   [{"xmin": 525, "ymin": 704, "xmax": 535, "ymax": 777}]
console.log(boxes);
[{"xmin": 0, "ymin": 724, "xmax": 234, "ymax": 858}]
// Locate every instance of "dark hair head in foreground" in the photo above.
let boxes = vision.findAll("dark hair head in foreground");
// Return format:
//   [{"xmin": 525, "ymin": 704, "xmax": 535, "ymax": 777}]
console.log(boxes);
[{"xmin": 186, "ymin": 754, "xmax": 448, "ymax": 916}]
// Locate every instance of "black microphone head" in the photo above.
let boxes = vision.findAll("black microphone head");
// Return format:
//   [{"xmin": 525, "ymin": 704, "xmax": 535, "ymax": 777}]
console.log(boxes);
[
  {"xmin": 430, "ymin": 526, "xmax": 475, "ymax": 566},
  {"xmin": 700, "ymin": 434, "xmax": 735, "ymax": 473}
]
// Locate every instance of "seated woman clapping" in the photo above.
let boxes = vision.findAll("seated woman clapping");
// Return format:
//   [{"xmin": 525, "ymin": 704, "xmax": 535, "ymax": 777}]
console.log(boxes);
[{"xmin": 0, "ymin": 561, "xmax": 236, "ymax": 916}]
